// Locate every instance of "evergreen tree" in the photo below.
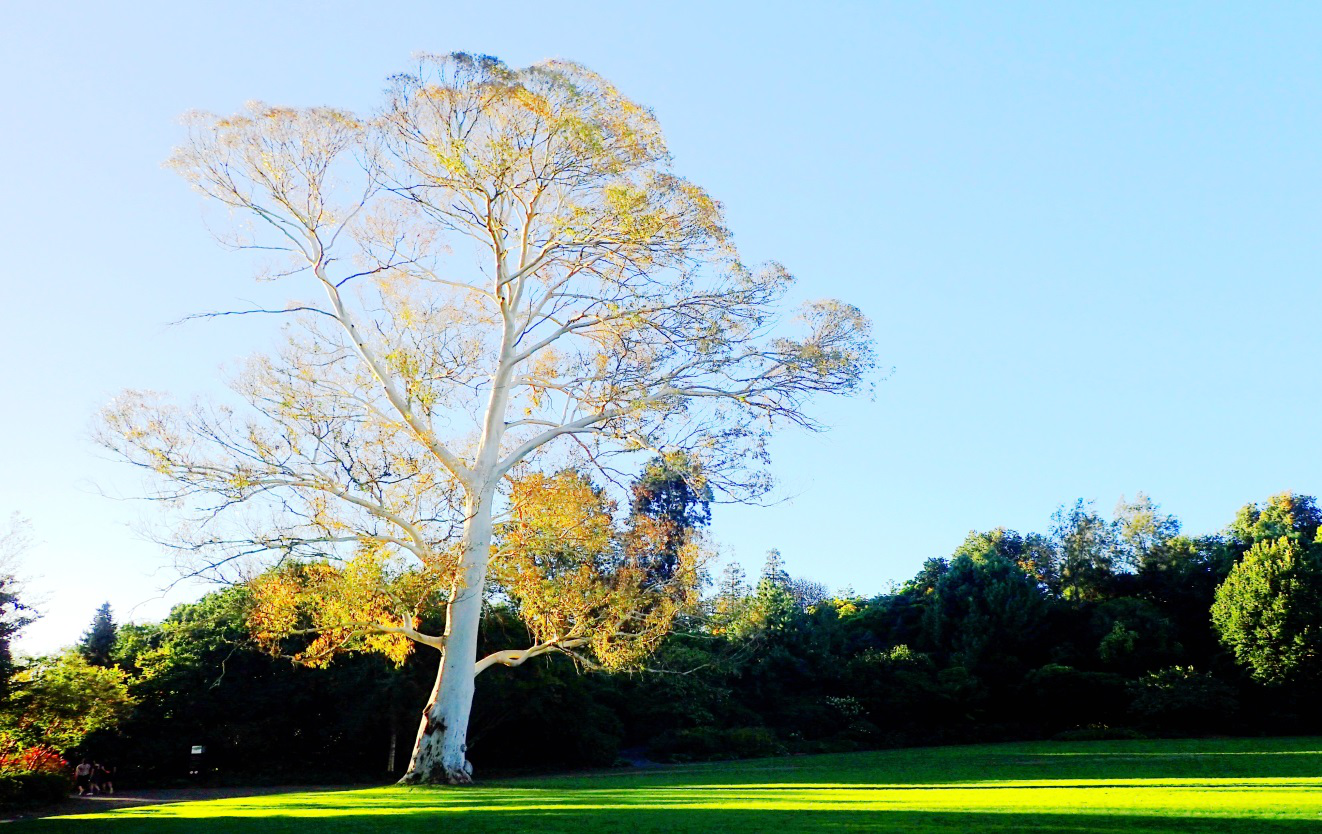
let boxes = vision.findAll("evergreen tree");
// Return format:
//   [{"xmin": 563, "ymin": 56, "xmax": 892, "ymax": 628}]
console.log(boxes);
[
  {"xmin": 921, "ymin": 551, "xmax": 1047, "ymax": 677},
  {"xmin": 629, "ymin": 455, "xmax": 714, "ymax": 584},
  {"xmin": 760, "ymin": 549, "xmax": 791, "ymax": 588},
  {"xmin": 748, "ymin": 551, "xmax": 796, "ymax": 632},
  {"xmin": 79, "ymin": 602, "xmax": 117, "ymax": 667},
  {"xmin": 1051, "ymin": 500, "xmax": 1120, "ymax": 601}
]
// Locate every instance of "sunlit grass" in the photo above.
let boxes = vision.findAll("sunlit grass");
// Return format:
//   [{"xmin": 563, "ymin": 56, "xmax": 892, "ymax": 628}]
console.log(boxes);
[{"xmin": 30, "ymin": 737, "xmax": 1322, "ymax": 832}]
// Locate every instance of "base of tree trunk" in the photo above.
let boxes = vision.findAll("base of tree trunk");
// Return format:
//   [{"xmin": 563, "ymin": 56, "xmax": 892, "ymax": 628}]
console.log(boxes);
[{"xmin": 396, "ymin": 760, "xmax": 475, "ymax": 786}]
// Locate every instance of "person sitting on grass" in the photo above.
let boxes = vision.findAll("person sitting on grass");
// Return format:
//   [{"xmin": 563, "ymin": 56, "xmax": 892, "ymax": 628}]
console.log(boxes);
[{"xmin": 73, "ymin": 759, "xmax": 93, "ymax": 796}]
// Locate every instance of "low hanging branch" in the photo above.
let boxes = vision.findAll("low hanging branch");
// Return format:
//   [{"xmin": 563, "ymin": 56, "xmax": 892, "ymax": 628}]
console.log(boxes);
[
  {"xmin": 246, "ymin": 468, "xmax": 708, "ymax": 675},
  {"xmin": 473, "ymin": 638, "xmax": 591, "ymax": 674}
]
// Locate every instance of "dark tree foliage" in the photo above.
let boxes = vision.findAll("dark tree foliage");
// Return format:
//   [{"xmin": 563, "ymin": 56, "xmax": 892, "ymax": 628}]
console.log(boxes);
[
  {"xmin": 0, "ymin": 577, "xmax": 33, "ymax": 699},
  {"xmin": 79, "ymin": 603, "xmax": 117, "ymax": 667},
  {"xmin": 629, "ymin": 455, "xmax": 713, "ymax": 584},
  {"xmin": 1051, "ymin": 500, "xmax": 1119, "ymax": 601},
  {"xmin": 80, "ymin": 490, "xmax": 1322, "ymax": 782},
  {"xmin": 630, "ymin": 455, "xmax": 713, "ymax": 533},
  {"xmin": 91, "ymin": 589, "xmax": 435, "ymax": 782},
  {"xmin": 0, "ymin": 517, "xmax": 35, "ymax": 698},
  {"xmin": 921, "ymin": 552, "xmax": 1047, "ymax": 680}
]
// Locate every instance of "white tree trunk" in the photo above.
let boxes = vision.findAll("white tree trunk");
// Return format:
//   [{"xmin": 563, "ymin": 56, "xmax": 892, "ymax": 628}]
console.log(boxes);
[
  {"xmin": 401, "ymin": 316, "xmax": 514, "ymax": 785},
  {"xmin": 400, "ymin": 489, "xmax": 494, "ymax": 785}
]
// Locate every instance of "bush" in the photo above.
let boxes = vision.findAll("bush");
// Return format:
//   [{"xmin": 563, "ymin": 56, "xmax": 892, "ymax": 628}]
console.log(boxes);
[
  {"xmin": 0, "ymin": 772, "xmax": 70, "ymax": 807},
  {"xmin": 1024, "ymin": 665, "xmax": 1129, "ymax": 731},
  {"xmin": 1052, "ymin": 725, "xmax": 1147, "ymax": 742},
  {"xmin": 0, "ymin": 740, "xmax": 66, "ymax": 776},
  {"xmin": 724, "ymin": 727, "xmax": 782, "ymax": 758},
  {"xmin": 650, "ymin": 726, "xmax": 719, "ymax": 761},
  {"xmin": 1211, "ymin": 537, "xmax": 1322, "ymax": 684},
  {"xmin": 1128, "ymin": 666, "xmax": 1238, "ymax": 732},
  {"xmin": 650, "ymin": 726, "xmax": 783, "ymax": 761},
  {"xmin": 0, "ymin": 733, "xmax": 73, "ymax": 807}
]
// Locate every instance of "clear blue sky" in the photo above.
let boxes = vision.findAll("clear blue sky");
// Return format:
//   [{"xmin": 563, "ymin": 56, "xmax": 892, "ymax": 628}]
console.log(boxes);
[{"xmin": 3, "ymin": 1, "xmax": 1321, "ymax": 653}]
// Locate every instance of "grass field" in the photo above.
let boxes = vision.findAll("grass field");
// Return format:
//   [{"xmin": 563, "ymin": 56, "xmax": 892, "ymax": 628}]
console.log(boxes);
[{"xmin": 30, "ymin": 736, "xmax": 1322, "ymax": 832}]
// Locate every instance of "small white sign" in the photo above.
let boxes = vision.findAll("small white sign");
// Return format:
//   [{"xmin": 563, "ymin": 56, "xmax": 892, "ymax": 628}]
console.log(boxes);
[{"xmin": 190, "ymin": 745, "xmax": 206, "ymax": 755}]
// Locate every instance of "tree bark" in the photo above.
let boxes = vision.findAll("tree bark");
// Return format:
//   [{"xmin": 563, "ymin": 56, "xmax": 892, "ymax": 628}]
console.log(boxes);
[
  {"xmin": 399, "ymin": 491, "xmax": 493, "ymax": 785},
  {"xmin": 400, "ymin": 301, "xmax": 514, "ymax": 785}
]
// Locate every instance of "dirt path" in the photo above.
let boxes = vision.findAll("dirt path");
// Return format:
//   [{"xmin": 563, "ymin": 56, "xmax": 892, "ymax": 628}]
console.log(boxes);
[{"xmin": 4, "ymin": 784, "xmax": 374, "ymax": 824}]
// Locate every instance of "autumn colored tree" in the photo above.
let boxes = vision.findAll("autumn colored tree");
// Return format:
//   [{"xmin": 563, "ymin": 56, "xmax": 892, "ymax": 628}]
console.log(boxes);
[{"xmin": 99, "ymin": 54, "xmax": 874, "ymax": 783}]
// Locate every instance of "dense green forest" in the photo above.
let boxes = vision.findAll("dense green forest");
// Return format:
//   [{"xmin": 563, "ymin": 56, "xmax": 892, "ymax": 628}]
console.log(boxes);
[{"xmin": 49, "ymin": 489, "xmax": 1322, "ymax": 785}]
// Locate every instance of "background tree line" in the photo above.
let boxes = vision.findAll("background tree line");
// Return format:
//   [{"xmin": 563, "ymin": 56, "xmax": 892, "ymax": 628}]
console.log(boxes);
[
  {"xmin": 56, "ymin": 489, "xmax": 1322, "ymax": 784},
  {"xmin": 0, "ymin": 518, "xmax": 134, "ymax": 805}
]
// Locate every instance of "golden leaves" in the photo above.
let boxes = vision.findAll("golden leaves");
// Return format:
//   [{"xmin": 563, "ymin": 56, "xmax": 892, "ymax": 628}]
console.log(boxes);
[
  {"xmin": 246, "ymin": 541, "xmax": 448, "ymax": 667},
  {"xmin": 169, "ymin": 103, "xmax": 363, "ymax": 235},
  {"xmin": 492, "ymin": 471, "xmax": 709, "ymax": 671}
]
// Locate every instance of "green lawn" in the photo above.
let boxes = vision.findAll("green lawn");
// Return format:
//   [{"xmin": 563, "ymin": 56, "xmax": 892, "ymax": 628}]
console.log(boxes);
[{"xmin": 31, "ymin": 736, "xmax": 1322, "ymax": 832}]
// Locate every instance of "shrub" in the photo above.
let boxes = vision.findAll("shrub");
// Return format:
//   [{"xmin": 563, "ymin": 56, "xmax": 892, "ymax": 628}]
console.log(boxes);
[
  {"xmin": 724, "ymin": 727, "xmax": 782, "ymax": 758},
  {"xmin": 1025, "ymin": 665, "xmax": 1128, "ymax": 731},
  {"xmin": 0, "ymin": 772, "xmax": 70, "ymax": 807},
  {"xmin": 650, "ymin": 726, "xmax": 783, "ymax": 761},
  {"xmin": 1128, "ymin": 666, "xmax": 1238, "ymax": 731},
  {"xmin": 0, "ymin": 743, "xmax": 66, "ymax": 776},
  {"xmin": 1052, "ymin": 725, "xmax": 1147, "ymax": 742},
  {"xmin": 0, "ymin": 732, "xmax": 71, "ymax": 807}
]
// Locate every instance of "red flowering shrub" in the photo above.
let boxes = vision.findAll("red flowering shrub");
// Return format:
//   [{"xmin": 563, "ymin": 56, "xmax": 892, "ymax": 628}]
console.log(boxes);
[
  {"xmin": 18, "ymin": 746, "xmax": 65, "ymax": 776},
  {"xmin": 0, "ymin": 732, "xmax": 67, "ymax": 776},
  {"xmin": 0, "ymin": 733, "xmax": 70, "ymax": 807}
]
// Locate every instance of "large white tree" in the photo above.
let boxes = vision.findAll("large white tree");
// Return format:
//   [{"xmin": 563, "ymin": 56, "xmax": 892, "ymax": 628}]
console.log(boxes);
[{"xmin": 99, "ymin": 54, "xmax": 875, "ymax": 783}]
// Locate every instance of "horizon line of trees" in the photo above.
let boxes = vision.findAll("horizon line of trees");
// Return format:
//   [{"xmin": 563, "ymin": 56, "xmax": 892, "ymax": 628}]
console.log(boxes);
[{"xmin": 37, "ymin": 488, "xmax": 1322, "ymax": 783}]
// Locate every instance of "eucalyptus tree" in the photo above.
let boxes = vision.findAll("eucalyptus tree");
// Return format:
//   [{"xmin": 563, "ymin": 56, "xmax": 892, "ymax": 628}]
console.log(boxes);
[{"xmin": 99, "ymin": 53, "xmax": 874, "ymax": 783}]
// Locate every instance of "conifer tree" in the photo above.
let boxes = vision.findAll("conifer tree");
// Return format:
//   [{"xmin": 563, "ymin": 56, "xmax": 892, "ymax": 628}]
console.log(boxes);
[{"xmin": 79, "ymin": 602, "xmax": 117, "ymax": 667}]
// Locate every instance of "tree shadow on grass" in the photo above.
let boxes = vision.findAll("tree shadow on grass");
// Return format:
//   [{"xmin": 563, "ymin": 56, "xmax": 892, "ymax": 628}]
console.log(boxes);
[
  {"xmin": 613, "ymin": 749, "xmax": 1322, "ymax": 787},
  {"xmin": 26, "ymin": 808, "xmax": 1322, "ymax": 834}
]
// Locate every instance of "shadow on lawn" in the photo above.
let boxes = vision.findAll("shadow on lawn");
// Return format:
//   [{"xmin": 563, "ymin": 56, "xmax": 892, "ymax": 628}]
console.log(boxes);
[
  {"xmin": 26, "ymin": 808, "xmax": 1322, "ymax": 834},
  {"xmin": 629, "ymin": 750, "xmax": 1322, "ymax": 786}
]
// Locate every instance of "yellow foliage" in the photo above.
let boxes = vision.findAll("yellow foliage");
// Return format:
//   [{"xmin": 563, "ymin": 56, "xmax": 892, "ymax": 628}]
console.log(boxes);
[
  {"xmin": 492, "ymin": 471, "xmax": 707, "ymax": 670},
  {"xmin": 247, "ymin": 541, "xmax": 450, "ymax": 667}
]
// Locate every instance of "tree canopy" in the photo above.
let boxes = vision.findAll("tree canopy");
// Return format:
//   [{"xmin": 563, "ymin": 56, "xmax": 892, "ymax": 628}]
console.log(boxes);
[{"xmin": 1211, "ymin": 536, "xmax": 1322, "ymax": 685}]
